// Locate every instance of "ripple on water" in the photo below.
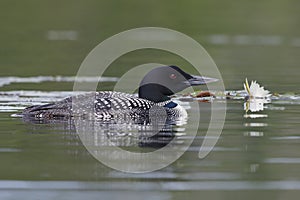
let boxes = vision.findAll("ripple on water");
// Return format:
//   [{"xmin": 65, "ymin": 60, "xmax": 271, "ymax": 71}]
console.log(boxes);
[
  {"xmin": 270, "ymin": 136, "xmax": 300, "ymax": 140},
  {"xmin": 0, "ymin": 76, "xmax": 118, "ymax": 87},
  {"xmin": 244, "ymin": 131, "xmax": 264, "ymax": 137},
  {"xmin": 0, "ymin": 148, "xmax": 22, "ymax": 152},
  {"xmin": 244, "ymin": 123, "xmax": 268, "ymax": 127},
  {"xmin": 1, "ymin": 180, "xmax": 300, "ymax": 191},
  {"xmin": 264, "ymin": 158, "xmax": 300, "ymax": 164}
]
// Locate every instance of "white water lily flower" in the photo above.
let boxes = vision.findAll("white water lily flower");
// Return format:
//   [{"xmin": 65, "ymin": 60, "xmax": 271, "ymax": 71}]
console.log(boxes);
[{"xmin": 244, "ymin": 78, "xmax": 271, "ymax": 98}]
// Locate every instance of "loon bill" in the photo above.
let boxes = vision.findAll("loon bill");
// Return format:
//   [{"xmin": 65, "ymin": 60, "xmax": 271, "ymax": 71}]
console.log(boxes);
[{"xmin": 22, "ymin": 65, "xmax": 218, "ymax": 121}]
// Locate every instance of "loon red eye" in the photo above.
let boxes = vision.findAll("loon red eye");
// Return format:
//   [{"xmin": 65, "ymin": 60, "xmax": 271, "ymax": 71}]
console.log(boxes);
[{"xmin": 169, "ymin": 73, "xmax": 177, "ymax": 79}]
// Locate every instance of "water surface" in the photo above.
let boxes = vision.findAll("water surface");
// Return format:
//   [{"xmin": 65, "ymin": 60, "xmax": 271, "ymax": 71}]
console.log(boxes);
[{"xmin": 0, "ymin": 76, "xmax": 300, "ymax": 199}]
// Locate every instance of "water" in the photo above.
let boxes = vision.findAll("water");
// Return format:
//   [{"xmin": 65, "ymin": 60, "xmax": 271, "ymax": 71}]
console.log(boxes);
[
  {"xmin": 1, "ymin": 0, "xmax": 300, "ymax": 199},
  {"xmin": 0, "ymin": 76, "xmax": 300, "ymax": 199}
]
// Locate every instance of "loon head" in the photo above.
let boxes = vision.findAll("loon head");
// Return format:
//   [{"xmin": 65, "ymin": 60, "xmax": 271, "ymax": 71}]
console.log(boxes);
[{"xmin": 138, "ymin": 65, "xmax": 218, "ymax": 103}]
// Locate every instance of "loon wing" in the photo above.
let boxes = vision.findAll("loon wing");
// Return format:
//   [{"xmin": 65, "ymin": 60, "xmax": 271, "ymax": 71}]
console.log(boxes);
[{"xmin": 22, "ymin": 96, "xmax": 73, "ymax": 119}]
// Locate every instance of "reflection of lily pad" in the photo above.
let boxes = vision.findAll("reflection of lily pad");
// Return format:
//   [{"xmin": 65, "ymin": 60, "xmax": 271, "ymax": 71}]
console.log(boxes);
[
  {"xmin": 244, "ymin": 114, "xmax": 268, "ymax": 118},
  {"xmin": 244, "ymin": 98, "xmax": 270, "ymax": 112}
]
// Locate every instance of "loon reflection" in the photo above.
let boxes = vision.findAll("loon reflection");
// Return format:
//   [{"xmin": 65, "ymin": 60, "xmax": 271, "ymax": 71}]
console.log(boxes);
[{"xmin": 23, "ymin": 117, "xmax": 186, "ymax": 149}]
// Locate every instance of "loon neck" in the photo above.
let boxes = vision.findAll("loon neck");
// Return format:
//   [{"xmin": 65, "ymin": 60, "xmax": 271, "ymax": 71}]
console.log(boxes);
[{"xmin": 138, "ymin": 84, "xmax": 171, "ymax": 103}]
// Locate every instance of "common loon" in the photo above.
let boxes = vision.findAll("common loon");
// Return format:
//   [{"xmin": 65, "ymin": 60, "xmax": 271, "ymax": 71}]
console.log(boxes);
[{"xmin": 22, "ymin": 65, "xmax": 218, "ymax": 122}]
